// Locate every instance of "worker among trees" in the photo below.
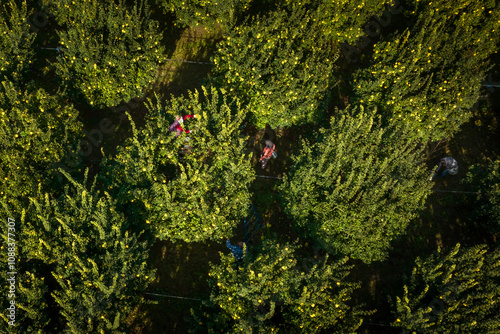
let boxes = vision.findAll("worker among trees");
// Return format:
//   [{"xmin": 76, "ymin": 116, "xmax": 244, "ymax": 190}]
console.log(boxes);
[
  {"xmin": 259, "ymin": 140, "xmax": 275, "ymax": 169},
  {"xmin": 434, "ymin": 156, "xmax": 459, "ymax": 178},
  {"xmin": 226, "ymin": 239, "xmax": 244, "ymax": 260},
  {"xmin": 169, "ymin": 114, "xmax": 197, "ymax": 137}
]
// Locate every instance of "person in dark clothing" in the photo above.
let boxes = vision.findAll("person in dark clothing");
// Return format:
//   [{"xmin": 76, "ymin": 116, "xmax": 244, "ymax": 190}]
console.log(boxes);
[
  {"xmin": 259, "ymin": 140, "xmax": 275, "ymax": 169},
  {"xmin": 434, "ymin": 156, "xmax": 459, "ymax": 178},
  {"xmin": 226, "ymin": 239, "xmax": 244, "ymax": 260}
]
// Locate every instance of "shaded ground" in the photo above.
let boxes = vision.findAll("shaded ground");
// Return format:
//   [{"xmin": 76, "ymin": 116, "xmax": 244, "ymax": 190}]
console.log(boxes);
[{"xmin": 126, "ymin": 240, "xmax": 226, "ymax": 333}]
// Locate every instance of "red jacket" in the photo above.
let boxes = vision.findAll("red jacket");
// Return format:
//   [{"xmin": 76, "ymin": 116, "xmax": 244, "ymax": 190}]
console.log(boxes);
[
  {"xmin": 260, "ymin": 144, "xmax": 275, "ymax": 160},
  {"xmin": 169, "ymin": 115, "xmax": 195, "ymax": 136}
]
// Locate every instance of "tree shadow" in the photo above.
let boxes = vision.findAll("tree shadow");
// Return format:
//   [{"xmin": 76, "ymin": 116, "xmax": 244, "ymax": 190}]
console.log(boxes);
[
  {"xmin": 127, "ymin": 238, "xmax": 226, "ymax": 333},
  {"xmin": 154, "ymin": 25, "xmax": 222, "ymax": 98}
]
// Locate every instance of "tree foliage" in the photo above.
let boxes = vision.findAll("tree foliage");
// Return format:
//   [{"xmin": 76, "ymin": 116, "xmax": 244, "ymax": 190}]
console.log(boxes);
[
  {"xmin": 0, "ymin": 79, "xmax": 81, "ymax": 211},
  {"xmin": 48, "ymin": 0, "xmax": 165, "ymax": 107},
  {"xmin": 391, "ymin": 243, "xmax": 500, "ymax": 333},
  {"xmin": 280, "ymin": 106, "xmax": 432, "ymax": 263},
  {"xmin": 0, "ymin": 0, "xmax": 35, "ymax": 84},
  {"xmin": 351, "ymin": 0, "xmax": 500, "ymax": 142},
  {"xmin": 1, "ymin": 1, "xmax": 500, "ymax": 332},
  {"xmin": 155, "ymin": 0, "xmax": 252, "ymax": 29},
  {"xmin": 212, "ymin": 7, "xmax": 339, "ymax": 128},
  {"xmin": 197, "ymin": 239, "xmax": 370, "ymax": 333},
  {"xmin": 0, "ymin": 170, "xmax": 155, "ymax": 332},
  {"xmin": 101, "ymin": 87, "xmax": 254, "ymax": 242},
  {"xmin": 0, "ymin": 204, "xmax": 49, "ymax": 333},
  {"xmin": 282, "ymin": 0, "xmax": 390, "ymax": 45}
]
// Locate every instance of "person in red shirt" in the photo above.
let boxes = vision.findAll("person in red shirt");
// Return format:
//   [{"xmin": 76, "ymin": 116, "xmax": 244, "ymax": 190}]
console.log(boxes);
[
  {"xmin": 260, "ymin": 140, "xmax": 275, "ymax": 169},
  {"xmin": 169, "ymin": 114, "xmax": 197, "ymax": 137}
]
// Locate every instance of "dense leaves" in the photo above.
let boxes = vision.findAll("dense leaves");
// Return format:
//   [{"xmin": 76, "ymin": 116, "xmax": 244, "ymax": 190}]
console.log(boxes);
[
  {"xmin": 0, "ymin": 204, "xmax": 50, "ymax": 333},
  {"xmin": 0, "ymin": 80, "xmax": 81, "ymax": 210},
  {"xmin": 156, "ymin": 0, "xmax": 252, "ymax": 29},
  {"xmin": 391, "ymin": 243, "xmax": 500, "ymax": 333},
  {"xmin": 352, "ymin": 0, "xmax": 500, "ymax": 142},
  {"xmin": 199, "ymin": 240, "xmax": 370, "ymax": 333},
  {"xmin": 49, "ymin": 0, "xmax": 165, "ymax": 107},
  {"xmin": 1, "ymin": 0, "xmax": 499, "ymax": 332},
  {"xmin": 0, "ymin": 171, "xmax": 155, "ymax": 332},
  {"xmin": 212, "ymin": 7, "xmax": 339, "ymax": 128},
  {"xmin": 282, "ymin": 0, "xmax": 390, "ymax": 45},
  {"xmin": 101, "ymin": 87, "xmax": 255, "ymax": 242},
  {"xmin": 280, "ymin": 106, "xmax": 432, "ymax": 263},
  {"xmin": 0, "ymin": 1, "xmax": 35, "ymax": 84}
]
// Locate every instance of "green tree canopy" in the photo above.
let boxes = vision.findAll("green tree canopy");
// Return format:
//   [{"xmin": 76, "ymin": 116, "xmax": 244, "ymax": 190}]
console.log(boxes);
[
  {"xmin": 280, "ymin": 106, "xmax": 432, "ymax": 263},
  {"xmin": 0, "ymin": 205, "xmax": 49, "ymax": 333},
  {"xmin": 155, "ymin": 0, "xmax": 252, "ymax": 29},
  {"xmin": 0, "ymin": 170, "xmax": 155, "ymax": 332},
  {"xmin": 391, "ymin": 243, "xmax": 500, "ymax": 333},
  {"xmin": 0, "ymin": 0, "xmax": 35, "ymax": 84},
  {"xmin": 197, "ymin": 239, "xmax": 370, "ymax": 333},
  {"xmin": 48, "ymin": 0, "xmax": 165, "ymax": 107},
  {"xmin": 351, "ymin": 0, "xmax": 500, "ymax": 142},
  {"xmin": 101, "ymin": 87, "xmax": 255, "ymax": 242},
  {"xmin": 0, "ymin": 79, "xmax": 81, "ymax": 212},
  {"xmin": 212, "ymin": 7, "xmax": 339, "ymax": 128},
  {"xmin": 282, "ymin": 0, "xmax": 390, "ymax": 45}
]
